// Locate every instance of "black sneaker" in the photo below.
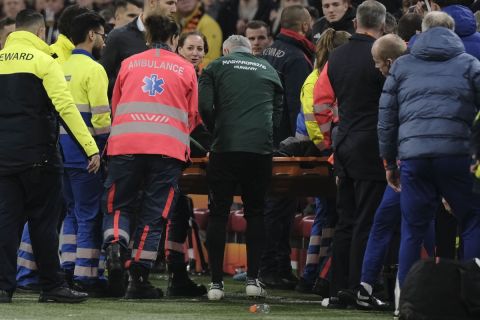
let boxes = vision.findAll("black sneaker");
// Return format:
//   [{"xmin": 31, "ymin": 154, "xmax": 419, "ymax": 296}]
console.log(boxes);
[
  {"xmin": 295, "ymin": 277, "xmax": 314, "ymax": 294},
  {"xmin": 0, "ymin": 290, "xmax": 12, "ymax": 303},
  {"xmin": 279, "ymin": 272, "xmax": 299, "ymax": 290},
  {"xmin": 16, "ymin": 283, "xmax": 42, "ymax": 294},
  {"xmin": 38, "ymin": 286, "xmax": 88, "ymax": 303},
  {"xmin": 337, "ymin": 288, "xmax": 357, "ymax": 306},
  {"xmin": 355, "ymin": 285, "xmax": 391, "ymax": 311},
  {"xmin": 105, "ymin": 243, "xmax": 126, "ymax": 297},
  {"xmin": 72, "ymin": 280, "xmax": 109, "ymax": 298},
  {"xmin": 167, "ymin": 277, "xmax": 207, "ymax": 297},
  {"xmin": 312, "ymin": 277, "xmax": 330, "ymax": 298},
  {"xmin": 260, "ymin": 273, "xmax": 293, "ymax": 290},
  {"xmin": 327, "ymin": 296, "xmax": 348, "ymax": 309}
]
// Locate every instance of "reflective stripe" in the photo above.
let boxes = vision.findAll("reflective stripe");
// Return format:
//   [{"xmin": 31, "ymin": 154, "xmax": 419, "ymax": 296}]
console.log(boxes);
[
  {"xmin": 76, "ymin": 248, "xmax": 101, "ymax": 259},
  {"xmin": 319, "ymin": 123, "xmax": 331, "ymax": 133},
  {"xmin": 131, "ymin": 249, "xmax": 157, "ymax": 261},
  {"xmin": 77, "ymin": 104, "xmax": 90, "ymax": 113},
  {"xmin": 74, "ymin": 266, "xmax": 98, "ymax": 278},
  {"xmin": 314, "ymin": 104, "xmax": 331, "ymax": 113},
  {"xmin": 304, "ymin": 113, "xmax": 316, "ymax": 121},
  {"xmin": 308, "ymin": 236, "xmax": 322, "ymax": 246},
  {"xmin": 91, "ymin": 105, "xmax": 110, "ymax": 114},
  {"xmin": 134, "ymin": 225, "xmax": 150, "ymax": 262},
  {"xmin": 188, "ymin": 248, "xmax": 195, "ymax": 259},
  {"xmin": 166, "ymin": 240, "xmax": 185, "ymax": 253},
  {"xmin": 17, "ymin": 257, "xmax": 37, "ymax": 270},
  {"xmin": 104, "ymin": 228, "xmax": 130, "ymax": 244},
  {"xmin": 61, "ymin": 252, "xmax": 76, "ymax": 263},
  {"xmin": 19, "ymin": 242, "xmax": 33, "ymax": 254},
  {"xmin": 60, "ymin": 126, "xmax": 95, "ymax": 136},
  {"xmin": 306, "ymin": 254, "xmax": 319, "ymax": 265},
  {"xmin": 116, "ymin": 102, "xmax": 188, "ymax": 124},
  {"xmin": 62, "ymin": 235, "xmax": 77, "ymax": 245},
  {"xmin": 110, "ymin": 122, "xmax": 189, "ymax": 146},
  {"xmin": 162, "ymin": 187, "xmax": 176, "ymax": 219},
  {"xmin": 294, "ymin": 132, "xmax": 310, "ymax": 141},
  {"xmin": 94, "ymin": 126, "xmax": 111, "ymax": 135}
]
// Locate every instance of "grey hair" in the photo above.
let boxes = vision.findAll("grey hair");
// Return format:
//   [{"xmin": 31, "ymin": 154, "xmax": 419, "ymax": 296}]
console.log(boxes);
[
  {"xmin": 356, "ymin": 0, "xmax": 386, "ymax": 30},
  {"xmin": 422, "ymin": 11, "xmax": 455, "ymax": 32},
  {"xmin": 222, "ymin": 35, "xmax": 252, "ymax": 54}
]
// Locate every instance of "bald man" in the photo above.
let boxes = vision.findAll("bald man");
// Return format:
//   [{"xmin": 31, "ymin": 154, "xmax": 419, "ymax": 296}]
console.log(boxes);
[{"xmin": 371, "ymin": 34, "xmax": 407, "ymax": 77}]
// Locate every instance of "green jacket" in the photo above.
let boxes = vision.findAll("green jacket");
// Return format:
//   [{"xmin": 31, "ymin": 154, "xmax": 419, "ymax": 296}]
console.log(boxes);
[{"xmin": 199, "ymin": 52, "xmax": 283, "ymax": 154}]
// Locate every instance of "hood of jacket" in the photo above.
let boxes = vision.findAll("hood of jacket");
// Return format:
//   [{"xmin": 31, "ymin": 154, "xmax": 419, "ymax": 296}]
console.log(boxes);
[
  {"xmin": 443, "ymin": 5, "xmax": 476, "ymax": 37},
  {"xmin": 411, "ymin": 27, "xmax": 465, "ymax": 61}
]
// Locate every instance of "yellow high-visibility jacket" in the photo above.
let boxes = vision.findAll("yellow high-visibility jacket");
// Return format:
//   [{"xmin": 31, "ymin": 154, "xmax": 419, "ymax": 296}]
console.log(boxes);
[
  {"xmin": 61, "ymin": 49, "xmax": 111, "ymax": 167},
  {"xmin": 50, "ymin": 34, "xmax": 75, "ymax": 65},
  {"xmin": 0, "ymin": 31, "xmax": 98, "ymax": 174}
]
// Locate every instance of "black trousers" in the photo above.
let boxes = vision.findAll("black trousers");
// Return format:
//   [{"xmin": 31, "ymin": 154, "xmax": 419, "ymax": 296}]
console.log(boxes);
[
  {"xmin": 165, "ymin": 193, "xmax": 192, "ymax": 267},
  {"xmin": 260, "ymin": 196, "xmax": 297, "ymax": 277},
  {"xmin": 330, "ymin": 176, "xmax": 386, "ymax": 295},
  {"xmin": 206, "ymin": 152, "xmax": 272, "ymax": 283},
  {"xmin": 0, "ymin": 166, "xmax": 63, "ymax": 292}
]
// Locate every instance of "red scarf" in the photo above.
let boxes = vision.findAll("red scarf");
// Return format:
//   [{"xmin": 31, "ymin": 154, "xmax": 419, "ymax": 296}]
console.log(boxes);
[{"xmin": 279, "ymin": 28, "xmax": 316, "ymax": 54}]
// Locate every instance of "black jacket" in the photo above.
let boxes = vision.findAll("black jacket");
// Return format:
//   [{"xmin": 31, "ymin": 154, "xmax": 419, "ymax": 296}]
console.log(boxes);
[
  {"xmin": 312, "ymin": 7, "xmax": 356, "ymax": 43},
  {"xmin": 262, "ymin": 32, "xmax": 314, "ymax": 146},
  {"xmin": 327, "ymin": 33, "xmax": 385, "ymax": 180},
  {"xmin": 101, "ymin": 17, "xmax": 147, "ymax": 98}
]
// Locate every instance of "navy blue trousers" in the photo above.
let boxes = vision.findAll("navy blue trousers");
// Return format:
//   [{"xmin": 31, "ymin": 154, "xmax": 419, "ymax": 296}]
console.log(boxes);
[{"xmin": 398, "ymin": 156, "xmax": 480, "ymax": 286}]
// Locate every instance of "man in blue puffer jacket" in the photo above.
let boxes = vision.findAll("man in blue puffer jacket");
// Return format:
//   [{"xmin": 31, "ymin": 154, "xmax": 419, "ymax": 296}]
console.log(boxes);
[
  {"xmin": 443, "ymin": 4, "xmax": 480, "ymax": 59},
  {"xmin": 378, "ymin": 11, "xmax": 480, "ymax": 288}
]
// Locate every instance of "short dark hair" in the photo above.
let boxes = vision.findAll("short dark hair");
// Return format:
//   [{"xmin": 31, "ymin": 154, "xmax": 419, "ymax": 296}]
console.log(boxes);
[
  {"xmin": 15, "ymin": 9, "xmax": 44, "ymax": 30},
  {"xmin": 178, "ymin": 31, "xmax": 209, "ymax": 54},
  {"xmin": 0, "ymin": 17, "xmax": 15, "ymax": 30},
  {"xmin": 245, "ymin": 20, "xmax": 270, "ymax": 34},
  {"xmin": 397, "ymin": 12, "xmax": 422, "ymax": 42},
  {"xmin": 114, "ymin": 0, "xmax": 143, "ymax": 11},
  {"xmin": 58, "ymin": 5, "xmax": 90, "ymax": 38},
  {"xmin": 70, "ymin": 12, "xmax": 105, "ymax": 45},
  {"xmin": 145, "ymin": 14, "xmax": 179, "ymax": 45},
  {"xmin": 280, "ymin": 5, "xmax": 310, "ymax": 31}
]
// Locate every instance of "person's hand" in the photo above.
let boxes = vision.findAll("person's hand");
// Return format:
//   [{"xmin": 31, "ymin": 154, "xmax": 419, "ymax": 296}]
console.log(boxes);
[
  {"xmin": 471, "ymin": 159, "xmax": 479, "ymax": 176},
  {"xmin": 386, "ymin": 169, "xmax": 401, "ymax": 192},
  {"xmin": 87, "ymin": 153, "xmax": 101, "ymax": 174}
]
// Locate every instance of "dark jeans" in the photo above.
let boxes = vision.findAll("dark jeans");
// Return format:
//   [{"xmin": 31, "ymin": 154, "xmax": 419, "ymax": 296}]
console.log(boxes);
[
  {"xmin": 330, "ymin": 177, "xmax": 386, "ymax": 295},
  {"xmin": 102, "ymin": 155, "xmax": 183, "ymax": 269},
  {"xmin": 0, "ymin": 166, "xmax": 63, "ymax": 292},
  {"xmin": 206, "ymin": 152, "xmax": 272, "ymax": 283}
]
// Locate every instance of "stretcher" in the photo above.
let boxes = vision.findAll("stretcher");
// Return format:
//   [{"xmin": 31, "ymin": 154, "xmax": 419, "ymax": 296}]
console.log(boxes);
[{"xmin": 180, "ymin": 156, "xmax": 336, "ymax": 197}]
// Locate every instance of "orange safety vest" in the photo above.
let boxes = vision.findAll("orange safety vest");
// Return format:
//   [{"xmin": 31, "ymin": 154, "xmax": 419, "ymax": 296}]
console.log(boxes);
[{"xmin": 108, "ymin": 48, "xmax": 200, "ymax": 162}]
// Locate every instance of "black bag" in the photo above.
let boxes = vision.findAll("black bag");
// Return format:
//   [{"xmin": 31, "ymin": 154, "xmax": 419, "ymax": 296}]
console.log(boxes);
[{"xmin": 400, "ymin": 258, "xmax": 480, "ymax": 320}]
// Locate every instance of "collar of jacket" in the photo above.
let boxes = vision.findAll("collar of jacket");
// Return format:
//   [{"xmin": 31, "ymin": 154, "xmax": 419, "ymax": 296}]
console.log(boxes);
[
  {"xmin": 329, "ymin": 7, "xmax": 355, "ymax": 30},
  {"xmin": 72, "ymin": 48, "xmax": 94, "ymax": 59},
  {"xmin": 150, "ymin": 42, "xmax": 172, "ymax": 51},
  {"xmin": 4, "ymin": 31, "xmax": 51, "ymax": 55},
  {"xmin": 278, "ymin": 28, "xmax": 316, "ymax": 58},
  {"xmin": 128, "ymin": 17, "xmax": 144, "ymax": 34},
  {"xmin": 54, "ymin": 34, "xmax": 75, "ymax": 53},
  {"xmin": 351, "ymin": 32, "xmax": 377, "ymax": 42}
]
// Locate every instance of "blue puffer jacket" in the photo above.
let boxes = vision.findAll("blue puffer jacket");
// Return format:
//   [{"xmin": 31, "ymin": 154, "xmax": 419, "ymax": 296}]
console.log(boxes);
[
  {"xmin": 378, "ymin": 27, "xmax": 480, "ymax": 163},
  {"xmin": 443, "ymin": 5, "xmax": 480, "ymax": 60}
]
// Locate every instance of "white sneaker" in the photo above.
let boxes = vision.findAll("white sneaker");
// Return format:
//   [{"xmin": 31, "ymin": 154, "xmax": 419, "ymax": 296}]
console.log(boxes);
[
  {"xmin": 246, "ymin": 279, "xmax": 267, "ymax": 298},
  {"xmin": 208, "ymin": 282, "xmax": 224, "ymax": 301}
]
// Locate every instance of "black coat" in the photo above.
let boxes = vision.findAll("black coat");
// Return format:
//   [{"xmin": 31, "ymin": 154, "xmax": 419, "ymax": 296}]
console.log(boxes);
[
  {"xmin": 262, "ymin": 32, "xmax": 314, "ymax": 146},
  {"xmin": 327, "ymin": 34, "xmax": 385, "ymax": 180},
  {"xmin": 312, "ymin": 7, "xmax": 356, "ymax": 43},
  {"xmin": 100, "ymin": 17, "xmax": 148, "ymax": 98}
]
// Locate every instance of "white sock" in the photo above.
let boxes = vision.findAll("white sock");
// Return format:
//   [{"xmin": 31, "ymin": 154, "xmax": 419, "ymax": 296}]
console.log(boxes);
[
  {"xmin": 394, "ymin": 277, "xmax": 400, "ymax": 313},
  {"xmin": 360, "ymin": 282, "xmax": 373, "ymax": 296}
]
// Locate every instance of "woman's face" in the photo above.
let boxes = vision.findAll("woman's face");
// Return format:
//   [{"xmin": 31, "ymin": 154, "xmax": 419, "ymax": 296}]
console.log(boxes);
[{"xmin": 178, "ymin": 35, "xmax": 205, "ymax": 67}]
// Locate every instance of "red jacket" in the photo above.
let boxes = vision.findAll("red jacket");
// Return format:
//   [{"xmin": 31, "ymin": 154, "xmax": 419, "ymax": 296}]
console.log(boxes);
[{"xmin": 108, "ymin": 48, "xmax": 200, "ymax": 162}]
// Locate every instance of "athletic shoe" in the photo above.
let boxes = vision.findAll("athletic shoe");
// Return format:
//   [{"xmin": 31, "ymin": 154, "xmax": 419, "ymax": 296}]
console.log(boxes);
[
  {"xmin": 355, "ymin": 285, "xmax": 391, "ymax": 311},
  {"xmin": 125, "ymin": 264, "xmax": 163, "ymax": 299},
  {"xmin": 246, "ymin": 278, "xmax": 267, "ymax": 298},
  {"xmin": 38, "ymin": 286, "xmax": 88, "ymax": 303},
  {"xmin": 312, "ymin": 277, "xmax": 330, "ymax": 298},
  {"xmin": 207, "ymin": 282, "xmax": 224, "ymax": 301}
]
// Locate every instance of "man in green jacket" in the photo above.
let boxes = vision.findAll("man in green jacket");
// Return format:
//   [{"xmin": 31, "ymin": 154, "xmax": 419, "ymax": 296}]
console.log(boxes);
[{"xmin": 199, "ymin": 34, "xmax": 283, "ymax": 301}]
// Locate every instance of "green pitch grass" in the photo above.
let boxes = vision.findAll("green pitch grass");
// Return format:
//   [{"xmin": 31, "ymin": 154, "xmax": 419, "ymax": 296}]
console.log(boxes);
[{"xmin": 1, "ymin": 274, "xmax": 393, "ymax": 320}]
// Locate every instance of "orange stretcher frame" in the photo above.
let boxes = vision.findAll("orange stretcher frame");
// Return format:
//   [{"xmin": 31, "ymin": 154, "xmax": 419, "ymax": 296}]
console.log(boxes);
[{"xmin": 180, "ymin": 156, "xmax": 336, "ymax": 197}]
